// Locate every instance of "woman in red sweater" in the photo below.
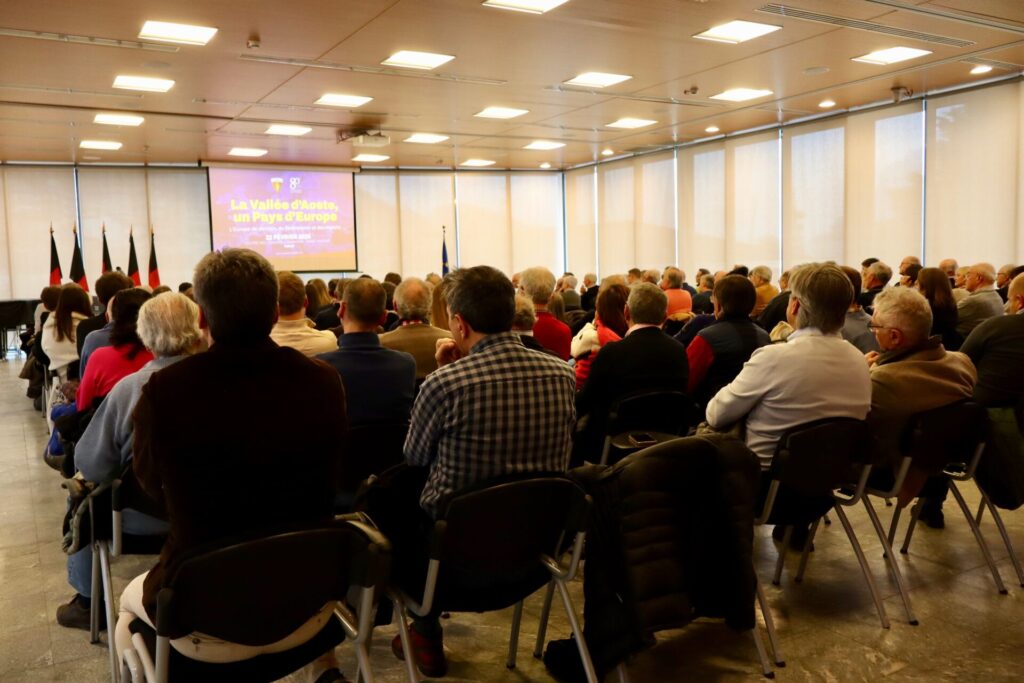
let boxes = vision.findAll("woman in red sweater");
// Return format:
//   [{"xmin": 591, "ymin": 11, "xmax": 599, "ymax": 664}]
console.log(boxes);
[
  {"xmin": 571, "ymin": 282, "xmax": 629, "ymax": 390},
  {"xmin": 76, "ymin": 288, "xmax": 153, "ymax": 410}
]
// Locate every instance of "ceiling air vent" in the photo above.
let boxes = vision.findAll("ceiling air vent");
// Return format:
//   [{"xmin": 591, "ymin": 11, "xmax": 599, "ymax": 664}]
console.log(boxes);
[{"xmin": 757, "ymin": 4, "xmax": 975, "ymax": 48}]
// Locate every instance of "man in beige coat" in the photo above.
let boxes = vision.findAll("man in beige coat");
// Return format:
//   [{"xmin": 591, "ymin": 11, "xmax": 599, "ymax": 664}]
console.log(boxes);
[
  {"xmin": 866, "ymin": 287, "xmax": 977, "ymax": 526},
  {"xmin": 379, "ymin": 277, "xmax": 452, "ymax": 380}
]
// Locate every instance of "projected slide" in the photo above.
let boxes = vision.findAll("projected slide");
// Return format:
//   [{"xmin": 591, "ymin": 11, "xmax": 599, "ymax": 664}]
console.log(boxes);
[{"xmin": 208, "ymin": 167, "xmax": 356, "ymax": 271}]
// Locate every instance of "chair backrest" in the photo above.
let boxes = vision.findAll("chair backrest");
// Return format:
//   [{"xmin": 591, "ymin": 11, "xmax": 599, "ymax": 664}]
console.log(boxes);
[
  {"xmin": 902, "ymin": 401, "xmax": 988, "ymax": 474},
  {"xmin": 607, "ymin": 390, "xmax": 698, "ymax": 437},
  {"xmin": 112, "ymin": 463, "xmax": 166, "ymax": 519},
  {"xmin": 769, "ymin": 418, "xmax": 872, "ymax": 497},
  {"xmin": 339, "ymin": 421, "xmax": 410, "ymax": 495},
  {"xmin": 156, "ymin": 521, "xmax": 390, "ymax": 643}
]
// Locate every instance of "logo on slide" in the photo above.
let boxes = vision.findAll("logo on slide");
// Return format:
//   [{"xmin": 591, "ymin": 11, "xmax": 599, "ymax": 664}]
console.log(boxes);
[
  {"xmin": 289, "ymin": 177, "xmax": 302, "ymax": 193},
  {"xmin": 271, "ymin": 177, "xmax": 284, "ymax": 192}
]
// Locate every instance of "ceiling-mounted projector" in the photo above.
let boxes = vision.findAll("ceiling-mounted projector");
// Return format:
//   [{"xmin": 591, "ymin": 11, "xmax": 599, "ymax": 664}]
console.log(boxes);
[{"xmin": 351, "ymin": 132, "xmax": 390, "ymax": 147}]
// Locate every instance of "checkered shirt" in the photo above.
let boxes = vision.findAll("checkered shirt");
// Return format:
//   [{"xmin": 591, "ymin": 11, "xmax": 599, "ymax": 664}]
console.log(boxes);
[{"xmin": 405, "ymin": 331, "xmax": 576, "ymax": 516}]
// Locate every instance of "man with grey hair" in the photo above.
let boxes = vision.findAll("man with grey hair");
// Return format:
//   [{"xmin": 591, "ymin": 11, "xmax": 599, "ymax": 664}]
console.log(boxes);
[
  {"xmin": 380, "ymin": 277, "xmax": 452, "ymax": 380},
  {"xmin": 749, "ymin": 265, "xmax": 778, "ymax": 318},
  {"xmin": 859, "ymin": 261, "xmax": 892, "ymax": 312},
  {"xmin": 956, "ymin": 262, "xmax": 1004, "ymax": 336},
  {"xmin": 938, "ymin": 258, "xmax": 958, "ymax": 285},
  {"xmin": 898, "ymin": 255, "xmax": 922, "ymax": 281},
  {"xmin": 642, "ymin": 268, "xmax": 660, "ymax": 285},
  {"xmin": 996, "ymin": 263, "xmax": 1016, "ymax": 302},
  {"xmin": 512, "ymin": 293, "xmax": 557, "ymax": 356},
  {"xmin": 560, "ymin": 274, "xmax": 582, "ymax": 310},
  {"xmin": 659, "ymin": 266, "xmax": 693, "ymax": 317},
  {"xmin": 520, "ymin": 266, "xmax": 571, "ymax": 360},
  {"xmin": 866, "ymin": 287, "xmax": 976, "ymax": 526},
  {"xmin": 580, "ymin": 272, "xmax": 599, "ymax": 310},
  {"xmin": 575, "ymin": 282, "xmax": 688, "ymax": 462},
  {"xmin": 58, "ymin": 293, "xmax": 200, "ymax": 631}
]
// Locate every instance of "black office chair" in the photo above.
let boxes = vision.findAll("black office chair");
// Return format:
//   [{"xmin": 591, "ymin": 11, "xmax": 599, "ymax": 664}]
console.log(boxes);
[
  {"xmin": 388, "ymin": 475, "xmax": 596, "ymax": 683},
  {"xmin": 599, "ymin": 389, "xmax": 700, "ymax": 465},
  {"xmin": 119, "ymin": 520, "xmax": 391, "ymax": 683},
  {"xmin": 336, "ymin": 421, "xmax": 410, "ymax": 511}
]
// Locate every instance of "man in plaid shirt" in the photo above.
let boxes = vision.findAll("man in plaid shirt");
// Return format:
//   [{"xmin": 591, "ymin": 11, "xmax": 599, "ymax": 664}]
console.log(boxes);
[{"xmin": 390, "ymin": 265, "xmax": 576, "ymax": 676}]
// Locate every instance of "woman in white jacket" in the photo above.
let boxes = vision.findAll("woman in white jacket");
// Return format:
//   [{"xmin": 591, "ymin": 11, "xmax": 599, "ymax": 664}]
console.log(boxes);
[
  {"xmin": 40, "ymin": 284, "xmax": 92, "ymax": 379},
  {"xmin": 570, "ymin": 282, "xmax": 630, "ymax": 390}
]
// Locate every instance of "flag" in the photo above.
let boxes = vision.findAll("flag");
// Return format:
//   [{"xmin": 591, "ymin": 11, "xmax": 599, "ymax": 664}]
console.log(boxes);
[
  {"xmin": 441, "ymin": 226, "xmax": 450, "ymax": 276},
  {"xmin": 48, "ymin": 225, "xmax": 62, "ymax": 285},
  {"xmin": 127, "ymin": 228, "xmax": 141, "ymax": 286},
  {"xmin": 101, "ymin": 224, "xmax": 112, "ymax": 274},
  {"xmin": 148, "ymin": 229, "xmax": 160, "ymax": 287},
  {"xmin": 69, "ymin": 226, "xmax": 88, "ymax": 292}
]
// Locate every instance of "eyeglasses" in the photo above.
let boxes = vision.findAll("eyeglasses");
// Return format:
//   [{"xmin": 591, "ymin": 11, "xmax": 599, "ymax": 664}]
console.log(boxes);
[{"xmin": 868, "ymin": 322, "xmax": 894, "ymax": 331}]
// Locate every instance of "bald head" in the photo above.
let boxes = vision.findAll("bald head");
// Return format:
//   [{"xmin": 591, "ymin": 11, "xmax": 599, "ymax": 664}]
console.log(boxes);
[
  {"xmin": 1008, "ymin": 273, "xmax": 1024, "ymax": 314},
  {"xmin": 938, "ymin": 259, "xmax": 958, "ymax": 276},
  {"xmin": 997, "ymin": 264, "xmax": 1017, "ymax": 288}
]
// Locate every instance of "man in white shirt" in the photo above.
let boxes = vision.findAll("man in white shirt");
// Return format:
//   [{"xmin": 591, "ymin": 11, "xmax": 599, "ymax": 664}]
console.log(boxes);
[{"xmin": 269, "ymin": 271, "xmax": 338, "ymax": 357}]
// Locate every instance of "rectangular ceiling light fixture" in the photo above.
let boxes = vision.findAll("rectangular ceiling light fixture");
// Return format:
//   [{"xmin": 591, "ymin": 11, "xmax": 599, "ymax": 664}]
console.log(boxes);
[
  {"xmin": 563, "ymin": 72, "xmax": 632, "ymax": 88},
  {"xmin": 94, "ymin": 113, "xmax": 145, "ymax": 126},
  {"xmin": 405, "ymin": 133, "xmax": 450, "ymax": 144},
  {"xmin": 352, "ymin": 154, "xmax": 390, "ymax": 162},
  {"xmin": 228, "ymin": 147, "xmax": 268, "ymax": 157},
  {"xmin": 852, "ymin": 46, "xmax": 932, "ymax": 65},
  {"xmin": 265, "ymin": 124, "xmax": 312, "ymax": 136},
  {"xmin": 475, "ymin": 106, "xmax": 529, "ymax": 119},
  {"xmin": 524, "ymin": 140, "xmax": 565, "ymax": 150},
  {"xmin": 482, "ymin": 0, "xmax": 570, "ymax": 14},
  {"xmin": 694, "ymin": 20, "xmax": 781, "ymax": 44},
  {"xmin": 113, "ymin": 75, "xmax": 175, "ymax": 92},
  {"xmin": 709, "ymin": 88, "xmax": 774, "ymax": 101},
  {"xmin": 381, "ymin": 50, "xmax": 455, "ymax": 70},
  {"xmin": 138, "ymin": 20, "xmax": 218, "ymax": 46},
  {"xmin": 461, "ymin": 159, "xmax": 496, "ymax": 167},
  {"xmin": 315, "ymin": 93, "xmax": 373, "ymax": 107},
  {"xmin": 607, "ymin": 117, "xmax": 657, "ymax": 129},
  {"xmin": 80, "ymin": 140, "xmax": 123, "ymax": 150}
]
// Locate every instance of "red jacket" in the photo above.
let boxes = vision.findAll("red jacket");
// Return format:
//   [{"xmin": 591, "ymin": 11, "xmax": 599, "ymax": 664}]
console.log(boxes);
[
  {"xmin": 533, "ymin": 311, "xmax": 571, "ymax": 361},
  {"xmin": 76, "ymin": 344, "xmax": 154, "ymax": 410}
]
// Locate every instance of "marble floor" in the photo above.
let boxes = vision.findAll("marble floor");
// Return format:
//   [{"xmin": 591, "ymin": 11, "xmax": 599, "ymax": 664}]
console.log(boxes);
[{"xmin": 1, "ymin": 352, "xmax": 1023, "ymax": 682}]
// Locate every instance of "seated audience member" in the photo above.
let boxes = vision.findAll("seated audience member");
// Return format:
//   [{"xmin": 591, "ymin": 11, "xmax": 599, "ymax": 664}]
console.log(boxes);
[
  {"xmin": 749, "ymin": 265, "xmax": 778, "ymax": 318},
  {"xmin": 956, "ymin": 262, "xmax": 1004, "ymax": 336},
  {"xmin": 897, "ymin": 255, "xmax": 921, "ymax": 284},
  {"xmin": 151, "ymin": 285, "xmax": 171, "ymax": 297},
  {"xmin": 177, "ymin": 281, "xmax": 192, "ymax": 293},
  {"xmin": 35, "ymin": 285, "xmax": 62, "ymax": 332},
  {"xmin": 728, "ymin": 265, "xmax": 749, "ymax": 278},
  {"xmin": 916, "ymin": 267, "xmax": 963, "ymax": 350},
  {"xmin": 899, "ymin": 263, "xmax": 923, "ymax": 289},
  {"xmin": 960, "ymin": 273, "xmax": 1024, "ymax": 408},
  {"xmin": 626, "ymin": 268, "xmax": 643, "ymax": 285},
  {"xmin": 660, "ymin": 267, "xmax": 693, "ymax": 318},
  {"xmin": 952, "ymin": 266, "xmax": 971, "ymax": 303},
  {"xmin": 381, "ymin": 266, "xmax": 575, "ymax": 677},
  {"xmin": 548, "ymin": 291, "xmax": 568, "ymax": 324},
  {"xmin": 642, "ymin": 268, "xmax": 660, "ymax": 284},
  {"xmin": 117, "ymin": 249, "xmax": 349, "ymax": 682},
  {"xmin": 680, "ymin": 270, "xmax": 697, "ymax": 297},
  {"xmin": 429, "ymin": 282, "xmax": 449, "ymax": 329},
  {"xmin": 778, "ymin": 270, "xmax": 791, "ymax": 292},
  {"xmin": 425, "ymin": 272, "xmax": 442, "ymax": 287},
  {"xmin": 304, "ymin": 277, "xmax": 332, "ymax": 320},
  {"xmin": 381, "ymin": 280, "xmax": 401, "ymax": 330},
  {"xmin": 673, "ymin": 311, "xmax": 717, "ymax": 348},
  {"xmin": 996, "ymin": 263, "xmax": 1017, "ymax": 303},
  {"xmin": 687, "ymin": 275, "xmax": 770, "ymax": 408},
  {"xmin": 380, "ymin": 277, "xmax": 453, "ymax": 379},
  {"xmin": 580, "ymin": 272, "xmax": 599, "ymax": 310},
  {"xmin": 521, "ymin": 266, "xmax": 571, "ymax": 360},
  {"xmin": 318, "ymin": 278, "xmax": 416, "ymax": 426},
  {"xmin": 860, "ymin": 257, "xmax": 880, "ymax": 285},
  {"xmin": 57, "ymin": 293, "xmax": 199, "ymax": 630},
  {"xmin": 560, "ymin": 274, "xmax": 582, "ymax": 310},
  {"xmin": 314, "ymin": 279, "xmax": 346, "ymax": 331},
  {"xmin": 571, "ymin": 282, "xmax": 630, "ymax": 390},
  {"xmin": 270, "ymin": 271, "xmax": 338, "ymax": 357},
  {"xmin": 840, "ymin": 267, "xmax": 880, "ymax": 354},
  {"xmin": 865, "ymin": 288, "xmax": 976, "ymax": 522},
  {"xmin": 512, "ymin": 294, "xmax": 556, "ymax": 356},
  {"xmin": 756, "ymin": 283, "xmax": 792, "ymax": 333},
  {"xmin": 691, "ymin": 274, "xmax": 715, "ymax": 314},
  {"xmin": 76, "ymin": 289, "xmax": 153, "ymax": 410},
  {"xmin": 41, "ymin": 284, "xmax": 92, "ymax": 379},
  {"xmin": 575, "ymin": 283, "xmax": 688, "ymax": 462},
  {"xmin": 76, "ymin": 271, "xmax": 134, "ymax": 360},
  {"xmin": 858, "ymin": 261, "xmax": 891, "ymax": 312},
  {"xmin": 937, "ymin": 259, "xmax": 958, "ymax": 289}
]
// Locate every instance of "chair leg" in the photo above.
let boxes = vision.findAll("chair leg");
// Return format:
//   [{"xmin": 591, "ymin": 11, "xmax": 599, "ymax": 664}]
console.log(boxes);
[
  {"xmin": 833, "ymin": 505, "xmax": 890, "ymax": 629},
  {"xmin": 122, "ymin": 649, "xmax": 142, "ymax": 683},
  {"xmin": 506, "ymin": 600, "xmax": 524, "ymax": 670},
  {"xmin": 949, "ymin": 482, "xmax": 1007, "ymax": 594},
  {"xmin": 750, "ymin": 628, "xmax": 775, "ymax": 679},
  {"xmin": 533, "ymin": 580, "xmax": 556, "ymax": 659},
  {"xmin": 755, "ymin": 578, "xmax": 784, "ymax": 666},
  {"xmin": 615, "ymin": 662, "xmax": 631, "ymax": 683},
  {"xmin": 887, "ymin": 505, "xmax": 902, "ymax": 550},
  {"xmin": 772, "ymin": 527, "xmax": 791, "ymax": 586},
  {"xmin": 976, "ymin": 498, "xmax": 986, "ymax": 526},
  {"xmin": 823, "ymin": 513, "xmax": 831, "ymax": 525},
  {"xmin": 90, "ymin": 543, "xmax": 102, "ymax": 644},
  {"xmin": 900, "ymin": 501, "xmax": 923, "ymax": 555},
  {"xmin": 155, "ymin": 635, "xmax": 170, "ymax": 683},
  {"xmin": 356, "ymin": 642, "xmax": 374, "ymax": 683},
  {"xmin": 982, "ymin": 496, "xmax": 1024, "ymax": 587},
  {"xmin": 97, "ymin": 541, "xmax": 120, "ymax": 683},
  {"xmin": 862, "ymin": 498, "xmax": 917, "ymax": 625},
  {"xmin": 391, "ymin": 596, "xmax": 420, "ymax": 683},
  {"xmin": 794, "ymin": 518, "xmax": 821, "ymax": 584},
  {"xmin": 554, "ymin": 578, "xmax": 599, "ymax": 683}
]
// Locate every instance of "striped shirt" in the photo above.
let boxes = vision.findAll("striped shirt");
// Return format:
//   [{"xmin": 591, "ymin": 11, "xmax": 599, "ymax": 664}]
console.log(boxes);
[{"xmin": 405, "ymin": 331, "xmax": 576, "ymax": 515}]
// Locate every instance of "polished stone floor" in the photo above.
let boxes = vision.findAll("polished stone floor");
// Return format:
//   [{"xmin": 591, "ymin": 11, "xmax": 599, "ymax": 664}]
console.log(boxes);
[{"xmin": 1, "ymin": 352, "xmax": 1023, "ymax": 682}]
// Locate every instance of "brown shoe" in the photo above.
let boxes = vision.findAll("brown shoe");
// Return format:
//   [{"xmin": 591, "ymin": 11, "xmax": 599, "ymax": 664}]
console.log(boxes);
[
  {"xmin": 56, "ymin": 594, "xmax": 103, "ymax": 631},
  {"xmin": 392, "ymin": 627, "xmax": 448, "ymax": 678}
]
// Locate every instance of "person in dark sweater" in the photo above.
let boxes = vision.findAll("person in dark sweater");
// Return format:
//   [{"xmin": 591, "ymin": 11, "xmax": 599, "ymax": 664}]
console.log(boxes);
[
  {"xmin": 75, "ymin": 270, "xmax": 134, "ymax": 357},
  {"xmin": 960, "ymin": 273, "xmax": 1024, "ymax": 408}
]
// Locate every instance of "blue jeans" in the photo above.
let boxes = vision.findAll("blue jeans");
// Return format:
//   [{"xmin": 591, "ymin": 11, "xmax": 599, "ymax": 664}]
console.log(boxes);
[{"xmin": 67, "ymin": 510, "xmax": 168, "ymax": 598}]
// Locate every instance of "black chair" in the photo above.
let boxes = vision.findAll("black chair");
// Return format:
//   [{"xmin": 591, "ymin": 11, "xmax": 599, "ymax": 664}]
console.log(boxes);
[
  {"xmin": 388, "ymin": 476, "xmax": 596, "ymax": 683},
  {"xmin": 599, "ymin": 390, "xmax": 700, "ymax": 465},
  {"xmin": 336, "ymin": 421, "xmax": 410, "ymax": 511},
  {"xmin": 119, "ymin": 519, "xmax": 391, "ymax": 683}
]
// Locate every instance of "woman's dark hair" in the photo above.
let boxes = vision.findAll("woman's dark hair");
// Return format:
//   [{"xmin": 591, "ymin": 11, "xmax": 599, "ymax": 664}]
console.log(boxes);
[
  {"xmin": 40, "ymin": 285, "xmax": 62, "ymax": 311},
  {"xmin": 304, "ymin": 279, "xmax": 331, "ymax": 317},
  {"xmin": 596, "ymin": 283, "xmax": 630, "ymax": 338},
  {"xmin": 917, "ymin": 267, "xmax": 957, "ymax": 322},
  {"xmin": 903, "ymin": 263, "xmax": 923, "ymax": 287},
  {"xmin": 54, "ymin": 284, "xmax": 91, "ymax": 342},
  {"xmin": 109, "ymin": 288, "xmax": 152, "ymax": 359}
]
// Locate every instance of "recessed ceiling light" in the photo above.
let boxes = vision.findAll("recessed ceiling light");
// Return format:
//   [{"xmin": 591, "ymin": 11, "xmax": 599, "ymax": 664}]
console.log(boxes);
[
  {"xmin": 540, "ymin": 162, "xmax": 552, "ymax": 169},
  {"xmin": 475, "ymin": 106, "xmax": 529, "ymax": 119},
  {"xmin": 405, "ymin": 133, "xmax": 449, "ymax": 144},
  {"xmin": 804, "ymin": 66, "xmax": 830, "ymax": 76},
  {"xmin": 970, "ymin": 64, "xmax": 993, "ymax": 75},
  {"xmin": 705, "ymin": 125, "xmax": 720, "ymax": 133},
  {"xmin": 113, "ymin": 75, "xmax": 175, "ymax": 92},
  {"xmin": 710, "ymin": 88, "xmax": 773, "ymax": 102},
  {"xmin": 461, "ymin": 159, "xmax": 496, "ymax": 167},
  {"xmin": 563, "ymin": 72, "xmax": 632, "ymax": 88},
  {"xmin": 315, "ymin": 93, "xmax": 373, "ymax": 108},
  {"xmin": 601, "ymin": 148, "xmax": 614, "ymax": 156},
  {"xmin": 852, "ymin": 47, "xmax": 931, "ymax": 65},
  {"xmin": 381, "ymin": 50, "xmax": 455, "ymax": 70},
  {"xmin": 138, "ymin": 20, "xmax": 217, "ymax": 46},
  {"xmin": 228, "ymin": 147, "xmax": 268, "ymax": 157},
  {"xmin": 607, "ymin": 117, "xmax": 656, "ymax": 129},
  {"xmin": 482, "ymin": 0, "xmax": 569, "ymax": 14},
  {"xmin": 80, "ymin": 140, "xmax": 122, "ymax": 150},
  {"xmin": 352, "ymin": 154, "xmax": 390, "ymax": 162},
  {"xmin": 694, "ymin": 20, "xmax": 781, "ymax": 44},
  {"xmin": 82, "ymin": 156, "xmax": 102, "ymax": 161},
  {"xmin": 265, "ymin": 124, "xmax": 312, "ymax": 136},
  {"xmin": 94, "ymin": 113, "xmax": 144, "ymax": 126},
  {"xmin": 818, "ymin": 99, "xmax": 836, "ymax": 109},
  {"xmin": 524, "ymin": 140, "xmax": 565, "ymax": 150}
]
